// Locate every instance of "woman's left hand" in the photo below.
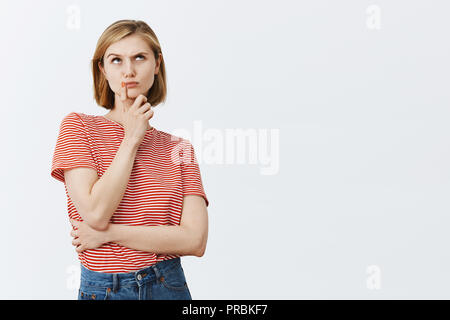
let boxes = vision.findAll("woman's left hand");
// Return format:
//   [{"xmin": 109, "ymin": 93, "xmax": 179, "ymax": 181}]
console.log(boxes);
[{"xmin": 70, "ymin": 219, "xmax": 109, "ymax": 253}]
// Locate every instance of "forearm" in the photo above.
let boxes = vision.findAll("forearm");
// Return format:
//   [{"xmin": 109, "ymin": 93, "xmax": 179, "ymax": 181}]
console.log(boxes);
[
  {"xmin": 105, "ymin": 223, "xmax": 202, "ymax": 257},
  {"xmin": 88, "ymin": 137, "xmax": 140, "ymax": 230}
]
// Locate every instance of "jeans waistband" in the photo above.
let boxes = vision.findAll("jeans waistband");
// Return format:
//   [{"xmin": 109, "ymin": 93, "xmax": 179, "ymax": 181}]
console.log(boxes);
[{"xmin": 80, "ymin": 257, "xmax": 181, "ymax": 292}]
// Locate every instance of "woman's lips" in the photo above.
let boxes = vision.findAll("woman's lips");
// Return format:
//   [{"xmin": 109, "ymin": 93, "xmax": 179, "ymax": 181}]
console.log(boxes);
[{"xmin": 125, "ymin": 82, "xmax": 138, "ymax": 88}]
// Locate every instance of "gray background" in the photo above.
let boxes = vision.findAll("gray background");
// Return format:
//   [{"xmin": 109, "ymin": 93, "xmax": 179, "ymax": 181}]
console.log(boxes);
[{"xmin": 0, "ymin": 0, "xmax": 448, "ymax": 299}]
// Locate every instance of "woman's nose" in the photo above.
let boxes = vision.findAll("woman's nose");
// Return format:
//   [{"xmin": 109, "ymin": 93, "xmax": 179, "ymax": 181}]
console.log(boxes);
[{"xmin": 123, "ymin": 59, "xmax": 135, "ymax": 76}]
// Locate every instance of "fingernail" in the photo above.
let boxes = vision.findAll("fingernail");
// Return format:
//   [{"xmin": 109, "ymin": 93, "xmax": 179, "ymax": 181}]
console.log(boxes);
[{"xmin": 121, "ymin": 82, "xmax": 125, "ymax": 87}]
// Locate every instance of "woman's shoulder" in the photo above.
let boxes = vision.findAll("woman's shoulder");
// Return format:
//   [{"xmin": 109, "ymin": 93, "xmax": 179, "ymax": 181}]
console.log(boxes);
[
  {"xmin": 157, "ymin": 129, "xmax": 190, "ymax": 146},
  {"xmin": 70, "ymin": 112, "xmax": 96, "ymax": 121},
  {"xmin": 60, "ymin": 111, "xmax": 91, "ymax": 121},
  {"xmin": 58, "ymin": 111, "xmax": 85, "ymax": 128},
  {"xmin": 156, "ymin": 130, "xmax": 196, "ymax": 159},
  {"xmin": 63, "ymin": 112, "xmax": 101, "ymax": 126}
]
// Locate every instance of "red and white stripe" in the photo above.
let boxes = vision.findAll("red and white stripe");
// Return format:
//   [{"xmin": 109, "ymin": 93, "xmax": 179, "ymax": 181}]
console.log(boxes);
[{"xmin": 51, "ymin": 112, "xmax": 209, "ymax": 273}]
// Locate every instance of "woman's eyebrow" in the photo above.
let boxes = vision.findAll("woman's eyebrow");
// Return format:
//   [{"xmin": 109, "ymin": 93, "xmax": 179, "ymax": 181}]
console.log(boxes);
[{"xmin": 107, "ymin": 51, "xmax": 150, "ymax": 58}]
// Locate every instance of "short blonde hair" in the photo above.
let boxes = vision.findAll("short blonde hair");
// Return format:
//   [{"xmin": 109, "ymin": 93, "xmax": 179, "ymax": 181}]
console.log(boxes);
[{"xmin": 91, "ymin": 20, "xmax": 167, "ymax": 110}]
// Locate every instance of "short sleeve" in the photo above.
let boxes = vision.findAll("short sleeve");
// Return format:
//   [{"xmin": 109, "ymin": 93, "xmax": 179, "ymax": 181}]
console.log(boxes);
[
  {"xmin": 51, "ymin": 112, "xmax": 97, "ymax": 184},
  {"xmin": 180, "ymin": 140, "xmax": 209, "ymax": 207}
]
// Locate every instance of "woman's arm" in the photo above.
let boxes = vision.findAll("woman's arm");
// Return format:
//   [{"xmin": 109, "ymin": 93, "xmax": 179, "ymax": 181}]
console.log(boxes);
[
  {"xmin": 105, "ymin": 224, "xmax": 200, "ymax": 256},
  {"xmin": 65, "ymin": 136, "xmax": 140, "ymax": 231},
  {"xmin": 106, "ymin": 195, "xmax": 208, "ymax": 256},
  {"xmin": 71, "ymin": 221, "xmax": 200, "ymax": 256},
  {"xmin": 71, "ymin": 195, "xmax": 208, "ymax": 257}
]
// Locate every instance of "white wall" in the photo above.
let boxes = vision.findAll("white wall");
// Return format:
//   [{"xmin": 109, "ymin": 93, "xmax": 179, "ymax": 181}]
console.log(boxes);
[{"xmin": 1, "ymin": 0, "xmax": 449, "ymax": 299}]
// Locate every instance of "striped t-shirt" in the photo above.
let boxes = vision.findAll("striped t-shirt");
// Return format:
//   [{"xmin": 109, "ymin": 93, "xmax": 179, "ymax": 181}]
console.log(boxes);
[{"xmin": 51, "ymin": 112, "xmax": 209, "ymax": 273}]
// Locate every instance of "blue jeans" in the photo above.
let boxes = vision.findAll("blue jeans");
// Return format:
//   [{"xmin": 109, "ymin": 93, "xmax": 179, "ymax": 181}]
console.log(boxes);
[{"xmin": 78, "ymin": 257, "xmax": 192, "ymax": 300}]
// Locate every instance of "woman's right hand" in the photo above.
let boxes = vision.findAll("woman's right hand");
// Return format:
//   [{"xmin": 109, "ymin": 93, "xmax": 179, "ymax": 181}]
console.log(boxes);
[{"xmin": 119, "ymin": 82, "xmax": 154, "ymax": 145}]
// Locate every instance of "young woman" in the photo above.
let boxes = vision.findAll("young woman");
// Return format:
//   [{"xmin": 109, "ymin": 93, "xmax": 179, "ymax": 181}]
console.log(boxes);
[{"xmin": 51, "ymin": 20, "xmax": 209, "ymax": 300}]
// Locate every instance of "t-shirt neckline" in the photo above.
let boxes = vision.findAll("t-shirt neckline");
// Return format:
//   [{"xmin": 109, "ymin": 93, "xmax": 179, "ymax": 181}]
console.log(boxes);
[{"xmin": 100, "ymin": 115, "xmax": 155, "ymax": 133}]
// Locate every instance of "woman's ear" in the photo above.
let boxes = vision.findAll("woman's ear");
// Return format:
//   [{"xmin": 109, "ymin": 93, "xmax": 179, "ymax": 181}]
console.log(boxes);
[
  {"xmin": 98, "ymin": 61, "xmax": 107, "ymax": 79},
  {"xmin": 155, "ymin": 53, "xmax": 162, "ymax": 74}
]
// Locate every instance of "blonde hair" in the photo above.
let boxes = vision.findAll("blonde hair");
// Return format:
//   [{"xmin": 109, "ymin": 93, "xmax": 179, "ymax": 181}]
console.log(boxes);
[{"xmin": 91, "ymin": 20, "xmax": 167, "ymax": 110}]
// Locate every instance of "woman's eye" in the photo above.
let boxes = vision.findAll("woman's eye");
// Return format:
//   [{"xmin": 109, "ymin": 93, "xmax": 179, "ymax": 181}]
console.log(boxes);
[{"xmin": 111, "ymin": 56, "xmax": 144, "ymax": 64}]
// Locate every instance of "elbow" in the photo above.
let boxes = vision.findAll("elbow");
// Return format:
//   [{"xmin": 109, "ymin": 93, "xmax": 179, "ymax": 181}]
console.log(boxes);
[
  {"xmin": 195, "ymin": 246, "xmax": 206, "ymax": 257},
  {"xmin": 91, "ymin": 221, "xmax": 109, "ymax": 232},
  {"xmin": 182, "ymin": 224, "xmax": 207, "ymax": 257},
  {"xmin": 194, "ymin": 236, "xmax": 207, "ymax": 257},
  {"xmin": 91, "ymin": 217, "xmax": 109, "ymax": 231},
  {"xmin": 195, "ymin": 226, "xmax": 208, "ymax": 257},
  {"xmin": 77, "ymin": 204, "xmax": 109, "ymax": 231},
  {"xmin": 193, "ymin": 245, "xmax": 205, "ymax": 257},
  {"xmin": 85, "ymin": 211, "xmax": 109, "ymax": 231}
]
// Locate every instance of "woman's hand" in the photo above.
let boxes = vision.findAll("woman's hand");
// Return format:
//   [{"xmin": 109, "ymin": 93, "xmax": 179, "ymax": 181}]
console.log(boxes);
[
  {"xmin": 119, "ymin": 82, "xmax": 154, "ymax": 145},
  {"xmin": 70, "ymin": 219, "xmax": 110, "ymax": 253}
]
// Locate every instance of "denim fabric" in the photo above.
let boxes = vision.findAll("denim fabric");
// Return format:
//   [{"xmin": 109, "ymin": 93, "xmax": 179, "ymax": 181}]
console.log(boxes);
[{"xmin": 78, "ymin": 257, "xmax": 192, "ymax": 300}]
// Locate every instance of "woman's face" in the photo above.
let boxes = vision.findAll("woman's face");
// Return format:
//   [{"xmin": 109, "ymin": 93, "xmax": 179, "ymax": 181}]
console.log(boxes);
[{"xmin": 99, "ymin": 34, "xmax": 161, "ymax": 100}]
